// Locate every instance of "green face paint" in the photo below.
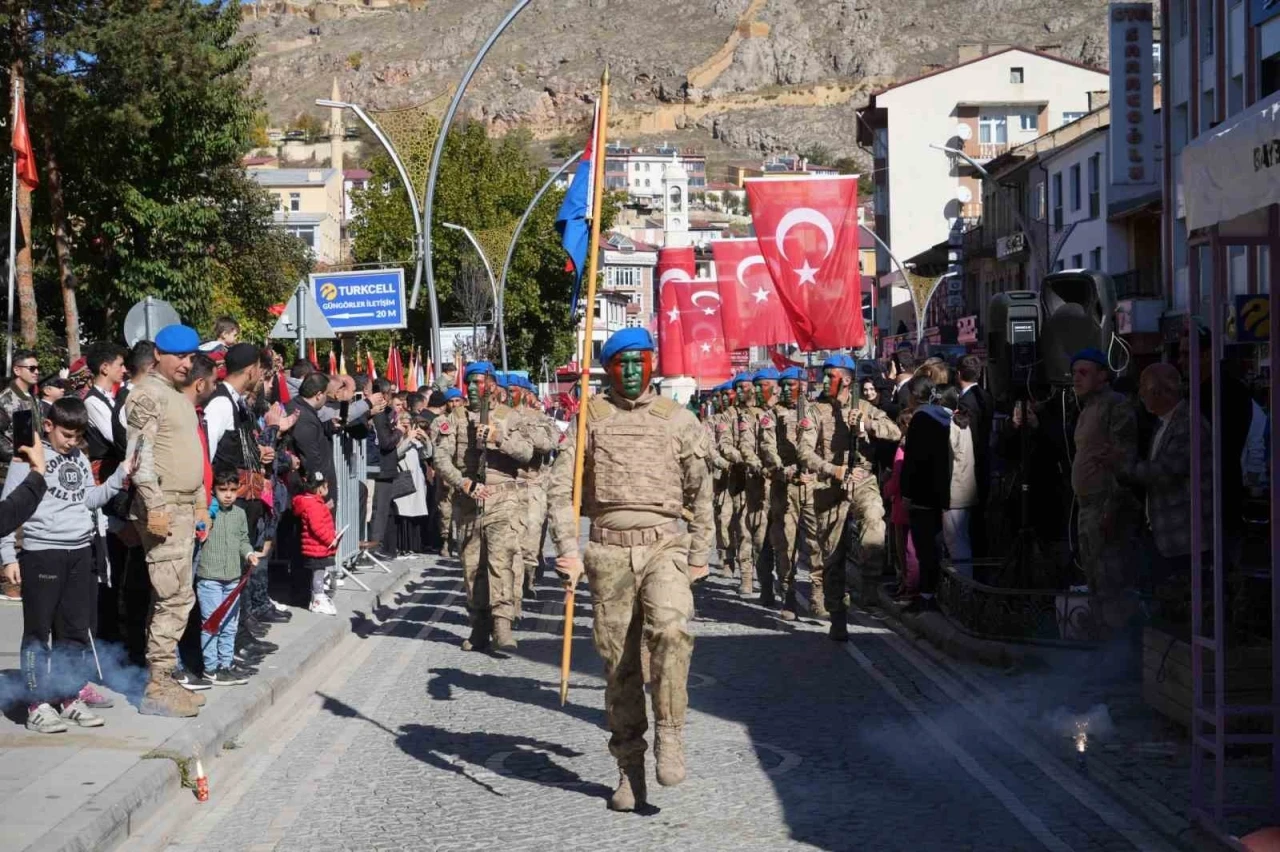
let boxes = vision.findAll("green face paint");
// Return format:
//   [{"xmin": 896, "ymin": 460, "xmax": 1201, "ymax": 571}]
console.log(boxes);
[{"xmin": 611, "ymin": 350, "xmax": 650, "ymax": 400}]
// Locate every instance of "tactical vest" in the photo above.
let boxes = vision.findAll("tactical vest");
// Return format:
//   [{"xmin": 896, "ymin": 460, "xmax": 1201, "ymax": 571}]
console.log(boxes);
[
  {"xmin": 583, "ymin": 394, "xmax": 683, "ymax": 516},
  {"xmin": 772, "ymin": 408, "xmax": 802, "ymax": 468},
  {"xmin": 84, "ymin": 386, "xmax": 119, "ymax": 463},
  {"xmin": 209, "ymin": 384, "xmax": 260, "ymax": 473}
]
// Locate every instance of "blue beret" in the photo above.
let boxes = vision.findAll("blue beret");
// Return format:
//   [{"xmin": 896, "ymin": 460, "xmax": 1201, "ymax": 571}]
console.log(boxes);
[
  {"xmin": 443, "ymin": 388, "xmax": 463, "ymax": 401},
  {"xmin": 464, "ymin": 361, "xmax": 495, "ymax": 379},
  {"xmin": 600, "ymin": 328, "xmax": 655, "ymax": 362},
  {"xmin": 494, "ymin": 373, "xmax": 510, "ymax": 389},
  {"xmin": 732, "ymin": 372, "xmax": 755, "ymax": 386},
  {"xmin": 753, "ymin": 367, "xmax": 780, "ymax": 382},
  {"xmin": 822, "ymin": 353, "xmax": 856, "ymax": 371},
  {"xmin": 1071, "ymin": 348, "xmax": 1109, "ymax": 369},
  {"xmin": 779, "ymin": 366, "xmax": 807, "ymax": 381},
  {"xmin": 153, "ymin": 324, "xmax": 200, "ymax": 355}
]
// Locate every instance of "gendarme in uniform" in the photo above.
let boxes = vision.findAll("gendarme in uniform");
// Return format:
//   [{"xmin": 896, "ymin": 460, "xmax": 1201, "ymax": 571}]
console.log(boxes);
[{"xmin": 549, "ymin": 327, "xmax": 713, "ymax": 813}]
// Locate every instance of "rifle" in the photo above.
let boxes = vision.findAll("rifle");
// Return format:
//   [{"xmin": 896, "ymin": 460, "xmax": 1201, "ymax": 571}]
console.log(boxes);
[{"xmin": 476, "ymin": 388, "xmax": 490, "ymax": 490}]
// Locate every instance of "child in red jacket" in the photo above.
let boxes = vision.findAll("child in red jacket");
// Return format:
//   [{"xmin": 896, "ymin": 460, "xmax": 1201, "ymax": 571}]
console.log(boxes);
[{"xmin": 292, "ymin": 471, "xmax": 340, "ymax": 616}]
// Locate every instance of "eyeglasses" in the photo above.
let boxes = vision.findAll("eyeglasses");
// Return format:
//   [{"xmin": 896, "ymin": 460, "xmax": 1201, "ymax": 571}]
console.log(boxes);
[{"xmin": 15, "ymin": 364, "xmax": 39, "ymax": 373}]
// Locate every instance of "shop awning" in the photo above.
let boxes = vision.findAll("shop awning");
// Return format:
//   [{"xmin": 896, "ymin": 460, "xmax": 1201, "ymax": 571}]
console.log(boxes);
[{"xmin": 1182, "ymin": 88, "xmax": 1280, "ymax": 232}]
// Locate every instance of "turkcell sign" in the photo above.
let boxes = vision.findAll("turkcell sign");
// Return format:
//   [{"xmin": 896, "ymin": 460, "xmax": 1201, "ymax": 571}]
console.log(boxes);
[{"xmin": 310, "ymin": 268, "xmax": 407, "ymax": 333}]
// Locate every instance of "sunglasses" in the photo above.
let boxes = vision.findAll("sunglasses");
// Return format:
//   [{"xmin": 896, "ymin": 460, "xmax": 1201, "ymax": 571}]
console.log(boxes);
[{"xmin": 15, "ymin": 364, "xmax": 39, "ymax": 372}]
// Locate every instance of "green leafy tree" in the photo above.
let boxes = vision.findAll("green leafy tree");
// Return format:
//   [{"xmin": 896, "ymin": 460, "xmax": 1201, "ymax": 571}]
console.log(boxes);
[{"xmin": 800, "ymin": 143, "xmax": 834, "ymax": 167}]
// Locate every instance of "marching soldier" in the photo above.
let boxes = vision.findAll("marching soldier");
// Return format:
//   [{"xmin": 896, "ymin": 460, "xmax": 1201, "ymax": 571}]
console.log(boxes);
[
  {"xmin": 758, "ymin": 366, "xmax": 816, "ymax": 621},
  {"xmin": 513, "ymin": 377, "xmax": 560, "ymax": 603},
  {"xmin": 716, "ymin": 372, "xmax": 760, "ymax": 595},
  {"xmin": 549, "ymin": 328, "xmax": 712, "ymax": 813},
  {"xmin": 744, "ymin": 368, "xmax": 781, "ymax": 604},
  {"xmin": 431, "ymin": 361, "xmax": 536, "ymax": 652},
  {"xmin": 435, "ymin": 387, "xmax": 464, "ymax": 557},
  {"xmin": 705, "ymin": 384, "xmax": 732, "ymax": 571},
  {"xmin": 798, "ymin": 354, "xmax": 900, "ymax": 641}
]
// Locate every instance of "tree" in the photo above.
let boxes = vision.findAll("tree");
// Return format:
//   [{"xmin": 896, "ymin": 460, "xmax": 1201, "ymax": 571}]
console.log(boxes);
[
  {"xmin": 289, "ymin": 111, "xmax": 326, "ymax": 143},
  {"xmin": 801, "ymin": 144, "xmax": 834, "ymax": 167}
]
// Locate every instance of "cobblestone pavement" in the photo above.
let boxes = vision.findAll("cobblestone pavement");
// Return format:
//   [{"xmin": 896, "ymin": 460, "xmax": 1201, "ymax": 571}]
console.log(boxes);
[{"xmin": 139, "ymin": 555, "xmax": 1192, "ymax": 852}]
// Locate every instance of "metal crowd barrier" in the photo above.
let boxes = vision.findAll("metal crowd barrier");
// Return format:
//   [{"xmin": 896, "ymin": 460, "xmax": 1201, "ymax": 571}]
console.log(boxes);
[{"xmin": 329, "ymin": 432, "xmax": 386, "ymax": 590}]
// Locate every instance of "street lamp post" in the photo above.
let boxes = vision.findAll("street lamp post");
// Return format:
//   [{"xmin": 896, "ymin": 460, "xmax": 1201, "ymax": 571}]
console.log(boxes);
[
  {"xmin": 421, "ymin": 0, "xmax": 534, "ymax": 368},
  {"xmin": 316, "ymin": 97, "xmax": 443, "ymax": 371},
  {"xmin": 929, "ymin": 142, "xmax": 1046, "ymax": 283},
  {"xmin": 443, "ymin": 222, "xmax": 507, "ymax": 372},
  {"xmin": 859, "ymin": 223, "xmax": 948, "ymax": 349}
]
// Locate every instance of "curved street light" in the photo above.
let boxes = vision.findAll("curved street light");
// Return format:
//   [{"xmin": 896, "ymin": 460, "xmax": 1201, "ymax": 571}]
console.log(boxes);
[
  {"xmin": 316, "ymin": 97, "xmax": 440, "ymax": 363},
  {"xmin": 443, "ymin": 222, "xmax": 507, "ymax": 372},
  {"xmin": 498, "ymin": 150, "xmax": 583, "ymax": 310},
  {"xmin": 420, "ymin": 0, "xmax": 534, "ymax": 368}
]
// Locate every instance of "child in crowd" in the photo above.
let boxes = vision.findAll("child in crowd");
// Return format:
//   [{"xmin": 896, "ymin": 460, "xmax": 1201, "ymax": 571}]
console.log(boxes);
[
  {"xmin": 292, "ymin": 470, "xmax": 340, "ymax": 616},
  {"xmin": 0, "ymin": 398, "xmax": 130, "ymax": 733},
  {"xmin": 195, "ymin": 469, "xmax": 260, "ymax": 686}
]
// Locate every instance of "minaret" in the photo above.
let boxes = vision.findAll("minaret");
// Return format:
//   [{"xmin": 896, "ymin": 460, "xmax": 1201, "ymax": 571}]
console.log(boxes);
[
  {"xmin": 328, "ymin": 77, "xmax": 344, "ymax": 174},
  {"xmin": 662, "ymin": 153, "xmax": 689, "ymax": 249}
]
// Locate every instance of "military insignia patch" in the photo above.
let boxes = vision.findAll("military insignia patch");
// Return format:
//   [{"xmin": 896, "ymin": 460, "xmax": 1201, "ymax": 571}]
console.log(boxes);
[
  {"xmin": 737, "ymin": 421, "xmax": 748, "ymax": 431},
  {"xmin": 760, "ymin": 416, "xmax": 772, "ymax": 427},
  {"xmin": 716, "ymin": 423, "xmax": 727, "ymax": 433},
  {"xmin": 799, "ymin": 417, "xmax": 812, "ymax": 429},
  {"xmin": 558, "ymin": 432, "xmax": 567, "ymax": 445},
  {"xmin": 438, "ymin": 421, "xmax": 450, "ymax": 434}
]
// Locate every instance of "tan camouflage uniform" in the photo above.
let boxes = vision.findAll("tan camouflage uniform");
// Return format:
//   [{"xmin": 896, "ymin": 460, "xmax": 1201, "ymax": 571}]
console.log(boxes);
[
  {"xmin": 797, "ymin": 395, "xmax": 900, "ymax": 614},
  {"xmin": 707, "ymin": 410, "xmax": 734, "ymax": 572},
  {"xmin": 431, "ymin": 402, "xmax": 535, "ymax": 643},
  {"xmin": 514, "ymin": 407, "xmax": 561, "ymax": 611},
  {"xmin": 548, "ymin": 388, "xmax": 712, "ymax": 783},
  {"xmin": 715, "ymin": 405, "xmax": 753, "ymax": 586},
  {"xmin": 758, "ymin": 401, "xmax": 817, "ymax": 615}
]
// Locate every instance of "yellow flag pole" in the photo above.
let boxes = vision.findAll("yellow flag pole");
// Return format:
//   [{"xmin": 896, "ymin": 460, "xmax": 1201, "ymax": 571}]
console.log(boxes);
[{"xmin": 562, "ymin": 66, "xmax": 610, "ymax": 707}]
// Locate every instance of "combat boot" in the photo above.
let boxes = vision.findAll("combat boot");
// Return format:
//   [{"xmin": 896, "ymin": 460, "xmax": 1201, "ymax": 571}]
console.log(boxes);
[
  {"xmin": 738, "ymin": 564, "xmax": 754, "ymax": 597},
  {"xmin": 492, "ymin": 618, "xmax": 518, "ymax": 651},
  {"xmin": 462, "ymin": 613, "xmax": 491, "ymax": 652},
  {"xmin": 139, "ymin": 672, "xmax": 199, "ymax": 718},
  {"xmin": 759, "ymin": 582, "xmax": 776, "ymax": 608},
  {"xmin": 828, "ymin": 611, "xmax": 849, "ymax": 642},
  {"xmin": 809, "ymin": 582, "xmax": 830, "ymax": 619},
  {"xmin": 779, "ymin": 588, "xmax": 797, "ymax": 621},
  {"xmin": 608, "ymin": 761, "xmax": 648, "ymax": 812},
  {"xmin": 654, "ymin": 722, "xmax": 686, "ymax": 787}
]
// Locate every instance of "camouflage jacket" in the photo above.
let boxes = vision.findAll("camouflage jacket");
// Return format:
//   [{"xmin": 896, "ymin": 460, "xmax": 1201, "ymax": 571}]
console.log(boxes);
[
  {"xmin": 798, "ymin": 396, "xmax": 901, "ymax": 483},
  {"xmin": 430, "ymin": 403, "xmax": 535, "ymax": 504},
  {"xmin": 0, "ymin": 382, "xmax": 37, "ymax": 477}
]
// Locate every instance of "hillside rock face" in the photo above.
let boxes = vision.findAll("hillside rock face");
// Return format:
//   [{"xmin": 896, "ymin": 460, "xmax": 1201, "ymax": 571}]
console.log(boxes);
[{"xmin": 243, "ymin": 0, "xmax": 1122, "ymax": 162}]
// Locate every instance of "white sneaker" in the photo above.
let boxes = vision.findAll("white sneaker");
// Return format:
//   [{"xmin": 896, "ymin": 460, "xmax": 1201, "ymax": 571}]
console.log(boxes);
[
  {"xmin": 270, "ymin": 598, "xmax": 289, "ymax": 613},
  {"xmin": 310, "ymin": 594, "xmax": 337, "ymax": 616},
  {"xmin": 59, "ymin": 699, "xmax": 105, "ymax": 728},
  {"xmin": 335, "ymin": 575, "xmax": 346, "ymax": 587},
  {"xmin": 26, "ymin": 702, "xmax": 68, "ymax": 734}
]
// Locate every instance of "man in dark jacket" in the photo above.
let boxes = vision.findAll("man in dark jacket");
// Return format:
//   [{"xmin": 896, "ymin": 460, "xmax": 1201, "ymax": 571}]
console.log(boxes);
[
  {"xmin": 368, "ymin": 378, "xmax": 403, "ymax": 561},
  {"xmin": 290, "ymin": 372, "xmax": 336, "ymax": 486}
]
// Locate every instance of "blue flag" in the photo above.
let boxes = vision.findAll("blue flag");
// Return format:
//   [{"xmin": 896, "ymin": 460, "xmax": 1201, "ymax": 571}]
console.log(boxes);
[{"xmin": 555, "ymin": 103, "xmax": 598, "ymax": 317}]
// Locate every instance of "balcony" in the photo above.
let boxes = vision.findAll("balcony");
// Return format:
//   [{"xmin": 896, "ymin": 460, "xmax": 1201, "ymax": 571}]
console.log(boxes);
[
  {"xmin": 962, "ymin": 140, "xmax": 1010, "ymax": 162},
  {"xmin": 1112, "ymin": 268, "xmax": 1162, "ymax": 300}
]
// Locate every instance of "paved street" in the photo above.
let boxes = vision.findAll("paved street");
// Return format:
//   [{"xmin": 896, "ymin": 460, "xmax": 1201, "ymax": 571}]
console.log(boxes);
[{"xmin": 130, "ymin": 555, "xmax": 1187, "ymax": 852}]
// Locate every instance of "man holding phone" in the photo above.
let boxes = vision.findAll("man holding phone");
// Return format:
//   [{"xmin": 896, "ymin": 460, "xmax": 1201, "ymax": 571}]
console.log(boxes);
[{"xmin": 0, "ymin": 350, "xmax": 40, "ymax": 603}]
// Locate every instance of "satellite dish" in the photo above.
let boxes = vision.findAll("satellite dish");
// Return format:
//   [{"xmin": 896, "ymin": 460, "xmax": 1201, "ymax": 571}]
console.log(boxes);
[
  {"xmin": 123, "ymin": 297, "xmax": 182, "ymax": 347},
  {"xmin": 954, "ymin": 124, "xmax": 973, "ymax": 141},
  {"xmin": 955, "ymin": 185, "xmax": 973, "ymax": 204}
]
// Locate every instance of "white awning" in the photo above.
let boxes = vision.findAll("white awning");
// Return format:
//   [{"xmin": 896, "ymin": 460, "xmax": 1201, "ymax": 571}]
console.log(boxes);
[{"xmin": 1182, "ymin": 88, "xmax": 1280, "ymax": 232}]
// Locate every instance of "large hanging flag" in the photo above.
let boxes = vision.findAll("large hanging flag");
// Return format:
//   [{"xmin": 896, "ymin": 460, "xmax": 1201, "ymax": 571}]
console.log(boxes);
[
  {"xmin": 555, "ymin": 101, "xmax": 600, "ymax": 317},
  {"xmin": 710, "ymin": 238, "xmax": 798, "ymax": 350},
  {"xmin": 745, "ymin": 175, "xmax": 865, "ymax": 351},
  {"xmin": 656, "ymin": 247, "xmax": 695, "ymax": 376},
  {"xmin": 674, "ymin": 276, "xmax": 732, "ymax": 384},
  {"xmin": 10, "ymin": 86, "xmax": 37, "ymax": 190}
]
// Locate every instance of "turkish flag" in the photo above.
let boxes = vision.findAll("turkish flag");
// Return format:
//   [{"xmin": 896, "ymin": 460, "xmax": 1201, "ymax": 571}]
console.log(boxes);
[
  {"xmin": 745, "ymin": 176, "xmax": 865, "ymax": 350},
  {"xmin": 675, "ymin": 278, "xmax": 732, "ymax": 384},
  {"xmin": 711, "ymin": 238, "xmax": 798, "ymax": 349},
  {"xmin": 10, "ymin": 90, "xmax": 37, "ymax": 190},
  {"xmin": 656, "ymin": 247, "xmax": 694, "ymax": 376}
]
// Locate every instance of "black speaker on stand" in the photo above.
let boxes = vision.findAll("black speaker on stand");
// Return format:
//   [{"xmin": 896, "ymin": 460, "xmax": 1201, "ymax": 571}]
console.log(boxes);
[{"xmin": 1038, "ymin": 270, "xmax": 1118, "ymax": 386}]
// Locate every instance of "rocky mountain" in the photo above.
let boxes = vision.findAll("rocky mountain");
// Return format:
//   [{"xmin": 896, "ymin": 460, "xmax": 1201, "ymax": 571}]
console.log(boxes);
[{"xmin": 242, "ymin": 0, "xmax": 1118, "ymax": 172}]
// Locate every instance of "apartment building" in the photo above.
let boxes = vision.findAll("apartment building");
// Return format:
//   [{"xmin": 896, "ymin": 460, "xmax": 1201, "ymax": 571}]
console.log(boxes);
[{"xmin": 249, "ymin": 168, "xmax": 345, "ymax": 266}]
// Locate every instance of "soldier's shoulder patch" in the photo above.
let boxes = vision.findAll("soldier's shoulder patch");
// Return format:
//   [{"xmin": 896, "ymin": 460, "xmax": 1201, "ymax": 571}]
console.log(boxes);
[
  {"xmin": 437, "ymin": 420, "xmax": 450, "ymax": 434},
  {"xmin": 716, "ymin": 422, "xmax": 727, "ymax": 433},
  {"xmin": 759, "ymin": 415, "xmax": 772, "ymax": 427},
  {"xmin": 649, "ymin": 397, "xmax": 678, "ymax": 419},
  {"xmin": 799, "ymin": 417, "xmax": 812, "ymax": 429},
  {"xmin": 557, "ymin": 431, "xmax": 568, "ymax": 445},
  {"xmin": 587, "ymin": 396, "xmax": 615, "ymax": 421}
]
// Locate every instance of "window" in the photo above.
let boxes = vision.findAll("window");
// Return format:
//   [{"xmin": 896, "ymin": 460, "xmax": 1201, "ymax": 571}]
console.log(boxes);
[
  {"xmin": 289, "ymin": 192, "xmax": 301, "ymax": 212},
  {"xmin": 1018, "ymin": 112, "xmax": 1037, "ymax": 131},
  {"xmin": 1010, "ymin": 67, "xmax": 1024, "ymax": 84},
  {"xmin": 1062, "ymin": 111, "xmax": 1085, "ymax": 126},
  {"xmin": 1034, "ymin": 181, "xmax": 1047, "ymax": 221},
  {"xmin": 1054, "ymin": 259, "xmax": 1066, "ymax": 272},
  {"xmin": 1070, "ymin": 164, "xmax": 1081, "ymax": 211},
  {"xmin": 283, "ymin": 225, "xmax": 315, "ymax": 250},
  {"xmin": 1202, "ymin": 0, "xmax": 1214, "ymax": 56},
  {"xmin": 1152, "ymin": 43, "xmax": 1163, "ymax": 84},
  {"xmin": 644, "ymin": 179, "xmax": 650, "ymax": 188},
  {"xmin": 591, "ymin": 340, "xmax": 603, "ymax": 365},
  {"xmin": 1087, "ymin": 154, "xmax": 1101, "ymax": 218},
  {"xmin": 1071, "ymin": 253, "xmax": 1084, "ymax": 269},
  {"xmin": 979, "ymin": 114, "xmax": 1008, "ymax": 144},
  {"xmin": 1090, "ymin": 247, "xmax": 1103, "ymax": 270},
  {"xmin": 1052, "ymin": 172, "xmax": 1063, "ymax": 230}
]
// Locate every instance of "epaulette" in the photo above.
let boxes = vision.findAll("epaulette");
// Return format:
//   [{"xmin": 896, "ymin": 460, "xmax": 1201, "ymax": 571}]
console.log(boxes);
[
  {"xmin": 587, "ymin": 396, "xmax": 616, "ymax": 421},
  {"xmin": 649, "ymin": 397, "xmax": 678, "ymax": 419}
]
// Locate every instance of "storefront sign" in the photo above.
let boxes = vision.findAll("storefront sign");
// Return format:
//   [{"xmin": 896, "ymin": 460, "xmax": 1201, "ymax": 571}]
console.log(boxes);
[
  {"xmin": 957, "ymin": 315, "xmax": 979, "ymax": 344},
  {"xmin": 995, "ymin": 232, "xmax": 1028, "ymax": 261},
  {"xmin": 1108, "ymin": 3, "xmax": 1156, "ymax": 186},
  {"xmin": 1234, "ymin": 294, "xmax": 1271, "ymax": 343},
  {"xmin": 1184, "ymin": 87, "xmax": 1280, "ymax": 231}
]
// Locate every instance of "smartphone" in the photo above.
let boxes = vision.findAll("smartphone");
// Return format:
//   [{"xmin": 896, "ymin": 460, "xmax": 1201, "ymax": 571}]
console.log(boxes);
[
  {"xmin": 12, "ymin": 409, "xmax": 34, "ymax": 452},
  {"xmin": 354, "ymin": 392, "xmax": 365, "ymax": 401},
  {"xmin": 339, "ymin": 400, "xmax": 350, "ymax": 422}
]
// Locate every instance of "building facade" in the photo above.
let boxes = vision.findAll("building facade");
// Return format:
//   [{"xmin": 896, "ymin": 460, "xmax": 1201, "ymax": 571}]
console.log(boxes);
[
  {"xmin": 249, "ymin": 168, "xmax": 345, "ymax": 266},
  {"xmin": 604, "ymin": 143, "xmax": 707, "ymax": 206}
]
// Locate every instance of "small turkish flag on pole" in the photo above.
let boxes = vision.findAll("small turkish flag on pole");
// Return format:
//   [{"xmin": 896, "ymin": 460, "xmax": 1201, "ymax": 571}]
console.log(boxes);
[
  {"xmin": 10, "ymin": 84, "xmax": 37, "ymax": 190},
  {"xmin": 745, "ymin": 175, "xmax": 865, "ymax": 350},
  {"xmin": 656, "ymin": 247, "xmax": 694, "ymax": 376}
]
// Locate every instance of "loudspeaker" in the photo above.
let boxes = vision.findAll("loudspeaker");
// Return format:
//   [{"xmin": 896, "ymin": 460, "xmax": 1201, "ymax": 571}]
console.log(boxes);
[
  {"xmin": 1038, "ymin": 271, "xmax": 1116, "ymax": 386},
  {"xmin": 986, "ymin": 291, "xmax": 1040, "ymax": 403}
]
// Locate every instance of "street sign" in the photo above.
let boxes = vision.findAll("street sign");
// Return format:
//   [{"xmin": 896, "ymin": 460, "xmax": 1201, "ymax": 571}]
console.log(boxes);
[
  {"xmin": 270, "ymin": 285, "xmax": 335, "ymax": 340},
  {"xmin": 123, "ymin": 297, "xmax": 181, "ymax": 346},
  {"xmin": 310, "ymin": 268, "xmax": 407, "ymax": 334}
]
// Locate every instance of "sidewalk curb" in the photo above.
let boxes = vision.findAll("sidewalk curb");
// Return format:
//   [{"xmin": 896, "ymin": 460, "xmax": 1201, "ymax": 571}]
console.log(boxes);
[
  {"xmin": 21, "ymin": 561, "xmax": 417, "ymax": 852},
  {"xmin": 870, "ymin": 584, "xmax": 1038, "ymax": 669}
]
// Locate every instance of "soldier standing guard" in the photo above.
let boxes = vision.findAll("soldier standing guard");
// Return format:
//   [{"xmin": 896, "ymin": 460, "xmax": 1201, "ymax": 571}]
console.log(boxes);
[
  {"xmin": 430, "ymin": 361, "xmax": 536, "ymax": 652},
  {"xmin": 549, "ymin": 328, "xmax": 712, "ymax": 813},
  {"xmin": 759, "ymin": 366, "xmax": 816, "ymax": 621},
  {"xmin": 797, "ymin": 354, "xmax": 900, "ymax": 641},
  {"xmin": 126, "ymin": 324, "xmax": 208, "ymax": 717}
]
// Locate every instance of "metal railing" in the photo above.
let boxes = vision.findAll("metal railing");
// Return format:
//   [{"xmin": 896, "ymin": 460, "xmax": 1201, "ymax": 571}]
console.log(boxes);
[
  {"xmin": 330, "ymin": 433, "xmax": 368, "ymax": 572},
  {"xmin": 1112, "ymin": 267, "xmax": 1163, "ymax": 299}
]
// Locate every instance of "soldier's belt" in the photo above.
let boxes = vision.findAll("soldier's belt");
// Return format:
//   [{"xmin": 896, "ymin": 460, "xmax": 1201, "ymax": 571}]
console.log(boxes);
[
  {"xmin": 482, "ymin": 480, "xmax": 527, "ymax": 494},
  {"xmin": 160, "ymin": 488, "xmax": 204, "ymax": 501},
  {"xmin": 589, "ymin": 521, "xmax": 681, "ymax": 547}
]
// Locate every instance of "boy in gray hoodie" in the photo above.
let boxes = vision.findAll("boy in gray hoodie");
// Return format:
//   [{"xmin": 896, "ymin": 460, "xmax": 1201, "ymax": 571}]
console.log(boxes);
[{"xmin": 0, "ymin": 398, "xmax": 130, "ymax": 733}]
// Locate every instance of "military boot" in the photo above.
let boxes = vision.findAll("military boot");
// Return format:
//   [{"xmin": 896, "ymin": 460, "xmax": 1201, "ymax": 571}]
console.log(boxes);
[
  {"xmin": 828, "ymin": 611, "xmax": 849, "ymax": 642},
  {"xmin": 654, "ymin": 722, "xmax": 686, "ymax": 786},
  {"xmin": 759, "ymin": 580, "xmax": 776, "ymax": 608},
  {"xmin": 738, "ymin": 563, "xmax": 754, "ymax": 597},
  {"xmin": 492, "ymin": 618, "xmax": 518, "ymax": 651},
  {"xmin": 608, "ymin": 761, "xmax": 648, "ymax": 812},
  {"xmin": 779, "ymin": 587, "xmax": 797, "ymax": 621},
  {"xmin": 809, "ymin": 580, "xmax": 830, "ymax": 619},
  {"xmin": 139, "ymin": 672, "xmax": 199, "ymax": 718},
  {"xmin": 462, "ymin": 613, "xmax": 491, "ymax": 652}
]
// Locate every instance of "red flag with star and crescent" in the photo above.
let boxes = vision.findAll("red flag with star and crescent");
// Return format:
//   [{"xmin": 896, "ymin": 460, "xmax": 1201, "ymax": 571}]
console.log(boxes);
[
  {"xmin": 711, "ymin": 238, "xmax": 798, "ymax": 350},
  {"xmin": 656, "ymin": 247, "xmax": 694, "ymax": 376},
  {"xmin": 674, "ymin": 277, "xmax": 733, "ymax": 385},
  {"xmin": 745, "ymin": 175, "xmax": 865, "ymax": 350}
]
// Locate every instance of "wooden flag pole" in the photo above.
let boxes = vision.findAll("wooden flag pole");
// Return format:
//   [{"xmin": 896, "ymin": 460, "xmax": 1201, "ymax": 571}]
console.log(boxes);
[{"xmin": 562, "ymin": 66, "xmax": 610, "ymax": 707}]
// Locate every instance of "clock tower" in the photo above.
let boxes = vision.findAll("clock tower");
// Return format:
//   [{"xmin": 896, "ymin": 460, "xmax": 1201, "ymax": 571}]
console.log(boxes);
[{"xmin": 662, "ymin": 154, "xmax": 690, "ymax": 249}]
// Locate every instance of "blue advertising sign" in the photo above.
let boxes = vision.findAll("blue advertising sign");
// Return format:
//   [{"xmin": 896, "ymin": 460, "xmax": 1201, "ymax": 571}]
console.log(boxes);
[
  {"xmin": 310, "ymin": 268, "xmax": 407, "ymax": 334},
  {"xmin": 1253, "ymin": 0, "xmax": 1280, "ymax": 27}
]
